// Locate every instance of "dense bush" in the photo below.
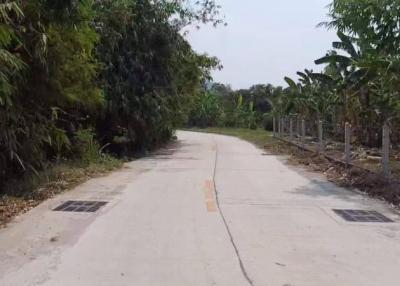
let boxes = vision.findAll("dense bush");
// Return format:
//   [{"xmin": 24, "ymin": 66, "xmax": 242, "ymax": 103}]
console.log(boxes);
[{"xmin": 0, "ymin": 0, "xmax": 222, "ymax": 191}]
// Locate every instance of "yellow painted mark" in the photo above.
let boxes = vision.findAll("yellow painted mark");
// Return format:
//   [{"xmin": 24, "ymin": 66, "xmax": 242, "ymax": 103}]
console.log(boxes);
[
  {"xmin": 206, "ymin": 201, "xmax": 217, "ymax": 212},
  {"xmin": 205, "ymin": 180, "xmax": 214, "ymax": 190},
  {"xmin": 204, "ymin": 179, "xmax": 217, "ymax": 212}
]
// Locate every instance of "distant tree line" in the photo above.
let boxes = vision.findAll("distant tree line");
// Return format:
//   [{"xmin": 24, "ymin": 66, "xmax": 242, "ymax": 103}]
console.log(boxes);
[{"xmin": 188, "ymin": 82, "xmax": 282, "ymax": 129}]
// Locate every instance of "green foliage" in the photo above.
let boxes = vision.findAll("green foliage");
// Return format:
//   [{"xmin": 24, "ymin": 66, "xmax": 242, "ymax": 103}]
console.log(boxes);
[
  {"xmin": 95, "ymin": 0, "xmax": 221, "ymax": 154},
  {"xmin": 46, "ymin": 22, "xmax": 102, "ymax": 108},
  {"xmin": 325, "ymin": 0, "xmax": 400, "ymax": 55},
  {"xmin": 188, "ymin": 91, "xmax": 222, "ymax": 127},
  {"xmin": 0, "ymin": 0, "xmax": 223, "ymax": 192},
  {"xmin": 0, "ymin": 0, "xmax": 102, "ymax": 187},
  {"xmin": 188, "ymin": 83, "xmax": 275, "ymax": 130},
  {"xmin": 0, "ymin": 1, "xmax": 25, "ymax": 107},
  {"xmin": 277, "ymin": 0, "xmax": 400, "ymax": 147},
  {"xmin": 73, "ymin": 129, "xmax": 103, "ymax": 164}
]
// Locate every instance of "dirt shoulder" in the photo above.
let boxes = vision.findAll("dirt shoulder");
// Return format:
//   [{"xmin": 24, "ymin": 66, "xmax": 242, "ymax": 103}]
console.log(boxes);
[{"xmin": 0, "ymin": 159, "xmax": 123, "ymax": 227}]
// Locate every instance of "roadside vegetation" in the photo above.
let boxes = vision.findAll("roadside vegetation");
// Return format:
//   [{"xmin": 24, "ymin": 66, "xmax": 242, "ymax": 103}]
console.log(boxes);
[
  {"xmin": 277, "ymin": 0, "xmax": 400, "ymax": 148},
  {"xmin": 187, "ymin": 0, "xmax": 400, "ymax": 207},
  {"xmin": 0, "ymin": 0, "xmax": 223, "ymax": 224},
  {"xmin": 189, "ymin": 0, "xmax": 400, "ymax": 150}
]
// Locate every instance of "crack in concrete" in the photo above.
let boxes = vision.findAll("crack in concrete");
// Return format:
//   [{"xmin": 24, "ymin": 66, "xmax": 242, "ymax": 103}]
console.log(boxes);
[{"xmin": 211, "ymin": 139, "xmax": 255, "ymax": 286}]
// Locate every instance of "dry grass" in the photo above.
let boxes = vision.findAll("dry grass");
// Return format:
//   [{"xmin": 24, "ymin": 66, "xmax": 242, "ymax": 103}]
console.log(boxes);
[{"xmin": 0, "ymin": 158, "xmax": 123, "ymax": 227}]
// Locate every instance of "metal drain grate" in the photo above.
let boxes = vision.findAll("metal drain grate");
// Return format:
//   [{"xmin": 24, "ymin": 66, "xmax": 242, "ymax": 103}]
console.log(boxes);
[
  {"xmin": 333, "ymin": 209, "xmax": 394, "ymax": 223},
  {"xmin": 53, "ymin": 201, "xmax": 107, "ymax": 213}
]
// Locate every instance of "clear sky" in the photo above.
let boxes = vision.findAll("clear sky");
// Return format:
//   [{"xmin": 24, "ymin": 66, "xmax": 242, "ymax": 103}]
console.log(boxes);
[{"xmin": 186, "ymin": 0, "xmax": 338, "ymax": 89}]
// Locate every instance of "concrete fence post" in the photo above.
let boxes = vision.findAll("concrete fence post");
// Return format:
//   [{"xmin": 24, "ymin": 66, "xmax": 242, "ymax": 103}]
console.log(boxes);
[
  {"xmin": 301, "ymin": 119, "xmax": 306, "ymax": 146},
  {"xmin": 276, "ymin": 117, "xmax": 281, "ymax": 137},
  {"xmin": 296, "ymin": 117, "xmax": 301, "ymax": 137},
  {"xmin": 382, "ymin": 123, "xmax": 390, "ymax": 178},
  {"xmin": 278, "ymin": 118, "xmax": 280, "ymax": 137},
  {"xmin": 278, "ymin": 117, "xmax": 282, "ymax": 137},
  {"xmin": 273, "ymin": 117, "xmax": 276, "ymax": 137},
  {"xmin": 289, "ymin": 117, "xmax": 293, "ymax": 141},
  {"xmin": 281, "ymin": 118, "xmax": 286, "ymax": 137},
  {"xmin": 345, "ymin": 123, "xmax": 351, "ymax": 165},
  {"xmin": 318, "ymin": 120, "xmax": 324, "ymax": 153}
]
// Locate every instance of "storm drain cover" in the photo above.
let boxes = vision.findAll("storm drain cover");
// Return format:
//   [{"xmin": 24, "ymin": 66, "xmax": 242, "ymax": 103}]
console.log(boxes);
[
  {"xmin": 53, "ymin": 201, "xmax": 107, "ymax": 213},
  {"xmin": 333, "ymin": 209, "xmax": 394, "ymax": 223}
]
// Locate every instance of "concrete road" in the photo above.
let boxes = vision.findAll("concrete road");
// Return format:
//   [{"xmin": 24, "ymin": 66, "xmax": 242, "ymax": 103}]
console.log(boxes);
[{"xmin": 1, "ymin": 131, "xmax": 400, "ymax": 286}]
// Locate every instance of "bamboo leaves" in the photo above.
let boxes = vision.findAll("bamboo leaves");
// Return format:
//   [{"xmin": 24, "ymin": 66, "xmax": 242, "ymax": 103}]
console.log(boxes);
[{"xmin": 1, "ymin": 0, "xmax": 223, "ymax": 189}]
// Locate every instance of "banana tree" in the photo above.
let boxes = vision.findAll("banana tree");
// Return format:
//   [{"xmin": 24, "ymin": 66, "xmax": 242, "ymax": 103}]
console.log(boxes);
[
  {"xmin": 314, "ymin": 32, "xmax": 375, "ymax": 139},
  {"xmin": 283, "ymin": 69, "xmax": 337, "ymax": 121}
]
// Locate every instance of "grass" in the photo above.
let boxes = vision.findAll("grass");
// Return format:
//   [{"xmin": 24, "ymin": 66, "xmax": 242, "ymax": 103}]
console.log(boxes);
[{"xmin": 0, "ymin": 156, "xmax": 123, "ymax": 226}]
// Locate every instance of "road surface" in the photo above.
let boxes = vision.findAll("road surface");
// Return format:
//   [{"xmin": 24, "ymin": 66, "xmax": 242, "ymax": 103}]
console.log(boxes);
[{"xmin": 0, "ymin": 131, "xmax": 399, "ymax": 286}]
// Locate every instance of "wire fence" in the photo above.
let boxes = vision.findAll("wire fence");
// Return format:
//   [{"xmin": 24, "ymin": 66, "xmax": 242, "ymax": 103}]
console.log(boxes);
[{"xmin": 273, "ymin": 116, "xmax": 400, "ymax": 180}]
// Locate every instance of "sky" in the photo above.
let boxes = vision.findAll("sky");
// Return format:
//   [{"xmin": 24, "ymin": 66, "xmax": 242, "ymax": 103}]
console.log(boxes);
[{"xmin": 186, "ymin": 0, "xmax": 338, "ymax": 89}]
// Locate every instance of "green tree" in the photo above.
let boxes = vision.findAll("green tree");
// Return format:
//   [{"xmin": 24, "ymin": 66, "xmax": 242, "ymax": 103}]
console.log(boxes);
[
  {"xmin": 95, "ymin": 0, "xmax": 221, "ymax": 153},
  {"xmin": 1, "ymin": 0, "xmax": 224, "ymax": 191},
  {"xmin": 188, "ymin": 90, "xmax": 222, "ymax": 127}
]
